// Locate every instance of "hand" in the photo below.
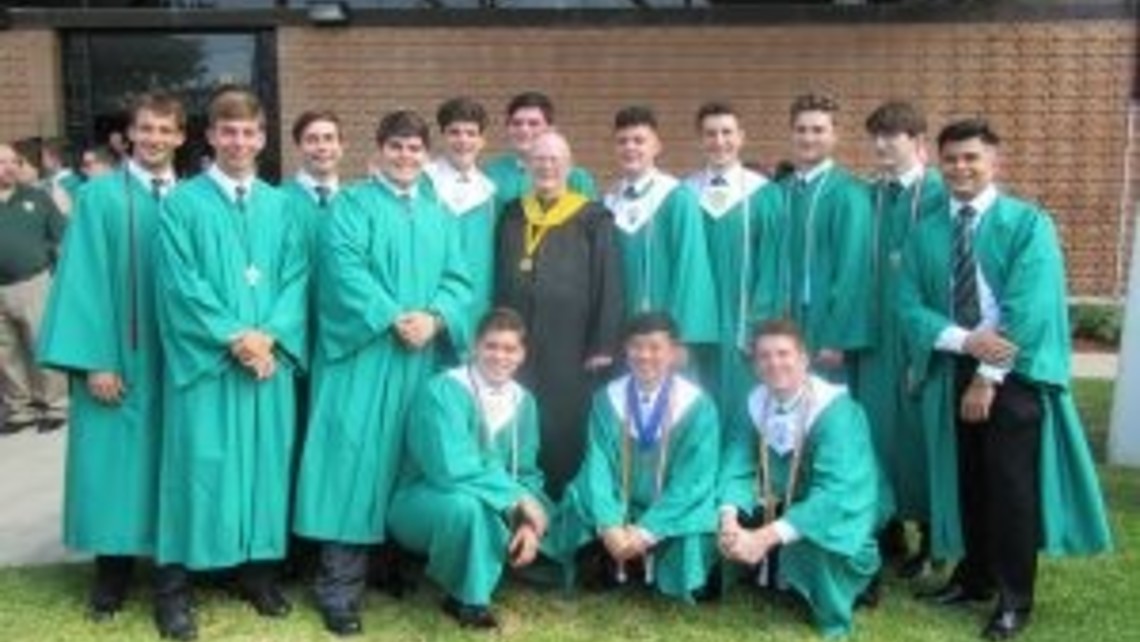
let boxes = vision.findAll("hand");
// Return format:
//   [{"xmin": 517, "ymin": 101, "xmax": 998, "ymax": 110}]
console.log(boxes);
[
  {"xmin": 583, "ymin": 354, "xmax": 613, "ymax": 372},
  {"xmin": 515, "ymin": 496, "xmax": 548, "ymax": 538},
  {"xmin": 395, "ymin": 312, "xmax": 439, "ymax": 349},
  {"xmin": 814, "ymin": 349, "xmax": 845, "ymax": 370},
  {"xmin": 723, "ymin": 525, "xmax": 780, "ymax": 566},
  {"xmin": 717, "ymin": 511, "xmax": 743, "ymax": 557},
  {"xmin": 624, "ymin": 528, "xmax": 653, "ymax": 559},
  {"xmin": 231, "ymin": 330, "xmax": 274, "ymax": 364},
  {"xmin": 963, "ymin": 329, "xmax": 1017, "ymax": 367},
  {"xmin": 87, "ymin": 371, "xmax": 125, "ymax": 404},
  {"xmin": 508, "ymin": 523, "xmax": 541, "ymax": 568},
  {"xmin": 959, "ymin": 375, "xmax": 997, "ymax": 423},
  {"xmin": 601, "ymin": 526, "xmax": 634, "ymax": 562}
]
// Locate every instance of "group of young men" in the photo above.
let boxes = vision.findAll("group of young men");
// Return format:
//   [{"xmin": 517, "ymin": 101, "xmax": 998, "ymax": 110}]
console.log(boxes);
[{"xmin": 34, "ymin": 84, "xmax": 1113, "ymax": 641}]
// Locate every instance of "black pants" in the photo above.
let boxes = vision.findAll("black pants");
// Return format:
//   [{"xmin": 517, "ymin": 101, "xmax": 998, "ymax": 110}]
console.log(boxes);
[
  {"xmin": 952, "ymin": 360, "xmax": 1042, "ymax": 612},
  {"xmin": 314, "ymin": 543, "xmax": 370, "ymax": 613},
  {"xmin": 154, "ymin": 561, "xmax": 279, "ymax": 602}
]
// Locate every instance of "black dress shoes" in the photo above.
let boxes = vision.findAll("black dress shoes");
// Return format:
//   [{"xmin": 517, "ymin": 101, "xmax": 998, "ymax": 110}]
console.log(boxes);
[
  {"xmin": 321, "ymin": 607, "xmax": 363, "ymax": 637},
  {"xmin": 87, "ymin": 556, "xmax": 133, "ymax": 621},
  {"xmin": 237, "ymin": 583, "xmax": 292, "ymax": 618},
  {"xmin": 154, "ymin": 595, "xmax": 197, "ymax": 641},
  {"xmin": 916, "ymin": 581, "xmax": 994, "ymax": 606},
  {"xmin": 442, "ymin": 596, "xmax": 499, "ymax": 629},
  {"xmin": 982, "ymin": 608, "xmax": 1031, "ymax": 640}
]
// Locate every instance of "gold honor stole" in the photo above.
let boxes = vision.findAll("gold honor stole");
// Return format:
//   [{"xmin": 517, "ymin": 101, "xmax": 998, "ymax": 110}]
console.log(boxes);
[{"xmin": 519, "ymin": 191, "xmax": 589, "ymax": 272}]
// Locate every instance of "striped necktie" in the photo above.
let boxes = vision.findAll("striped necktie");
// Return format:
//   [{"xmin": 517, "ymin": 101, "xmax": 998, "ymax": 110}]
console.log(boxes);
[{"xmin": 952, "ymin": 205, "xmax": 981, "ymax": 328}]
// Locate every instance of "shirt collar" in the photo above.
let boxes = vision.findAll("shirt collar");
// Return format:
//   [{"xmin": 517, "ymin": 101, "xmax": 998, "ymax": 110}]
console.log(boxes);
[
  {"xmin": 433, "ymin": 156, "xmax": 483, "ymax": 184},
  {"xmin": 127, "ymin": 158, "xmax": 176, "ymax": 188},
  {"xmin": 621, "ymin": 168, "xmax": 658, "ymax": 199},
  {"xmin": 296, "ymin": 169, "xmax": 339, "ymax": 196},
  {"xmin": 894, "ymin": 163, "xmax": 925, "ymax": 189},
  {"xmin": 705, "ymin": 162, "xmax": 741, "ymax": 185},
  {"xmin": 951, "ymin": 183, "xmax": 998, "ymax": 219},
  {"xmin": 207, "ymin": 164, "xmax": 254, "ymax": 204},
  {"xmin": 771, "ymin": 384, "xmax": 808, "ymax": 414},
  {"xmin": 469, "ymin": 363, "xmax": 512, "ymax": 395},
  {"xmin": 373, "ymin": 172, "xmax": 419, "ymax": 200},
  {"xmin": 795, "ymin": 158, "xmax": 834, "ymax": 184}
]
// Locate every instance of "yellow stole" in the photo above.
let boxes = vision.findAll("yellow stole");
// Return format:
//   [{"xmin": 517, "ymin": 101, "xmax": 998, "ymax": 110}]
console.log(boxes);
[{"xmin": 518, "ymin": 191, "xmax": 588, "ymax": 271}]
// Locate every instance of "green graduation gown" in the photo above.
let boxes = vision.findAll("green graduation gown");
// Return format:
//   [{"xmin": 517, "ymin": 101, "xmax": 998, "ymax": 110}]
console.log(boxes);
[
  {"xmin": 900, "ymin": 192, "xmax": 1112, "ymax": 560},
  {"xmin": 153, "ymin": 172, "xmax": 309, "ymax": 569},
  {"xmin": 280, "ymin": 174, "xmax": 338, "ymax": 252},
  {"xmin": 852, "ymin": 168, "xmax": 946, "ymax": 522},
  {"xmin": 554, "ymin": 374, "xmax": 720, "ymax": 601},
  {"xmin": 37, "ymin": 167, "xmax": 167, "ymax": 555},
  {"xmin": 293, "ymin": 177, "xmax": 473, "ymax": 545},
  {"xmin": 720, "ymin": 377, "xmax": 882, "ymax": 638},
  {"xmin": 773, "ymin": 162, "xmax": 874, "ymax": 380},
  {"xmin": 424, "ymin": 158, "xmax": 499, "ymax": 335},
  {"xmin": 387, "ymin": 367, "xmax": 549, "ymax": 606},
  {"xmin": 604, "ymin": 171, "xmax": 717, "ymax": 346},
  {"xmin": 686, "ymin": 165, "xmax": 783, "ymax": 444},
  {"xmin": 483, "ymin": 152, "xmax": 597, "ymax": 207}
]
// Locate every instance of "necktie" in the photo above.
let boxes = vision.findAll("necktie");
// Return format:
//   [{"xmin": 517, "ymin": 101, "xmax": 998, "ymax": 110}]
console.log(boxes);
[
  {"xmin": 315, "ymin": 185, "xmax": 330, "ymax": 208},
  {"xmin": 952, "ymin": 205, "xmax": 981, "ymax": 328},
  {"xmin": 710, "ymin": 175, "xmax": 728, "ymax": 187},
  {"xmin": 887, "ymin": 179, "xmax": 904, "ymax": 199},
  {"xmin": 151, "ymin": 177, "xmax": 166, "ymax": 200},
  {"xmin": 235, "ymin": 185, "xmax": 247, "ymax": 211},
  {"xmin": 622, "ymin": 184, "xmax": 639, "ymax": 200}
]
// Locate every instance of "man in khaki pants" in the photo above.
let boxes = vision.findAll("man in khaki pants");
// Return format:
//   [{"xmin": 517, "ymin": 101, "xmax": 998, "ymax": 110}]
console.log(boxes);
[{"xmin": 0, "ymin": 143, "xmax": 67, "ymax": 434}]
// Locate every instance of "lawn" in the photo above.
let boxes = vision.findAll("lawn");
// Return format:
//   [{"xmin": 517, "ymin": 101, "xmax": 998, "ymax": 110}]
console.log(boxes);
[{"xmin": 0, "ymin": 380, "xmax": 1132, "ymax": 641}]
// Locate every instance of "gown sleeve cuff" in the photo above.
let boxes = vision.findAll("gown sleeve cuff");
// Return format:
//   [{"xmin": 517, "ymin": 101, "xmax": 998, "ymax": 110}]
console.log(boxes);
[
  {"xmin": 935, "ymin": 325, "xmax": 969, "ymax": 353},
  {"xmin": 772, "ymin": 519, "xmax": 801, "ymax": 545}
]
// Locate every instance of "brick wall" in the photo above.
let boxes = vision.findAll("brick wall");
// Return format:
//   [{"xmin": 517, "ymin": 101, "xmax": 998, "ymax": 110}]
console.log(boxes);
[
  {"xmin": 279, "ymin": 19, "xmax": 1136, "ymax": 298},
  {"xmin": 0, "ymin": 29, "xmax": 62, "ymax": 143}
]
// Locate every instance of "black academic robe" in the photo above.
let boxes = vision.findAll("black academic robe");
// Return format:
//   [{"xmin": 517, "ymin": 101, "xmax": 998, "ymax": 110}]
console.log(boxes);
[{"xmin": 494, "ymin": 198, "xmax": 624, "ymax": 499}]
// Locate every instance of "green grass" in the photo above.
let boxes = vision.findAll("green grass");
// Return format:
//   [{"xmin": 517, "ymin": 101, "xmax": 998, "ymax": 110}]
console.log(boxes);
[{"xmin": 0, "ymin": 380, "xmax": 1132, "ymax": 641}]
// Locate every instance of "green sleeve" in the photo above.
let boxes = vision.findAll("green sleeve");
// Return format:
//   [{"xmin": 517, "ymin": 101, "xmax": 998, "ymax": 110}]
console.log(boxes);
[
  {"xmin": 154, "ymin": 196, "xmax": 245, "ymax": 388},
  {"xmin": 819, "ymin": 177, "xmax": 873, "ymax": 351},
  {"xmin": 427, "ymin": 216, "xmax": 475, "ymax": 357},
  {"xmin": 664, "ymin": 186, "xmax": 718, "ymax": 345},
  {"xmin": 577, "ymin": 393, "xmax": 626, "ymax": 530},
  {"xmin": 516, "ymin": 393, "xmax": 551, "ymax": 509},
  {"xmin": 405, "ymin": 377, "xmax": 527, "ymax": 513},
  {"xmin": 37, "ymin": 182, "xmax": 120, "ymax": 373},
  {"xmin": 783, "ymin": 398, "xmax": 879, "ymax": 557},
  {"xmin": 982, "ymin": 208, "xmax": 1071, "ymax": 386},
  {"xmin": 263, "ymin": 214, "xmax": 311, "ymax": 371},
  {"xmin": 316, "ymin": 192, "xmax": 402, "ymax": 362},
  {"xmin": 750, "ymin": 183, "xmax": 787, "ymax": 325},
  {"xmin": 899, "ymin": 226, "xmax": 954, "ymax": 381},
  {"xmin": 637, "ymin": 397, "xmax": 720, "ymax": 538},
  {"xmin": 717, "ymin": 415, "xmax": 759, "ymax": 513}
]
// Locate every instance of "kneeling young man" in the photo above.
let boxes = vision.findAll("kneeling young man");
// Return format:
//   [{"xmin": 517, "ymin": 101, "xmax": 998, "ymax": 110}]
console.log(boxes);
[
  {"xmin": 556, "ymin": 312, "xmax": 720, "ymax": 601},
  {"xmin": 719, "ymin": 319, "xmax": 882, "ymax": 638},
  {"xmin": 387, "ymin": 308, "xmax": 550, "ymax": 629}
]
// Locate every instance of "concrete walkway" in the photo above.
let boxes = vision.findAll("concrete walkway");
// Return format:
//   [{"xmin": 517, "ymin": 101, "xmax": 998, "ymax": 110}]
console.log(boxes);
[
  {"xmin": 0, "ymin": 352, "xmax": 1120, "ymax": 569},
  {"xmin": 0, "ymin": 427, "xmax": 81, "ymax": 568}
]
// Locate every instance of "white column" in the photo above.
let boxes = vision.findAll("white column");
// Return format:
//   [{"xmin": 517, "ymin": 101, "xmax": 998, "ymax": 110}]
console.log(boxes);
[{"xmin": 1109, "ymin": 209, "xmax": 1140, "ymax": 467}]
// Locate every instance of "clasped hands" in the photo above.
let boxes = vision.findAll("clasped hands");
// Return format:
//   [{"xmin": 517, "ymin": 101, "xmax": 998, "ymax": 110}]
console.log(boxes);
[
  {"xmin": 960, "ymin": 328, "xmax": 1018, "ymax": 423},
  {"xmin": 600, "ymin": 525, "xmax": 654, "ymax": 563},
  {"xmin": 717, "ymin": 511, "xmax": 781, "ymax": 566},
  {"xmin": 508, "ymin": 496, "xmax": 548, "ymax": 568},
  {"xmin": 395, "ymin": 311, "xmax": 440, "ymax": 350},
  {"xmin": 230, "ymin": 330, "xmax": 276, "ymax": 380}
]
